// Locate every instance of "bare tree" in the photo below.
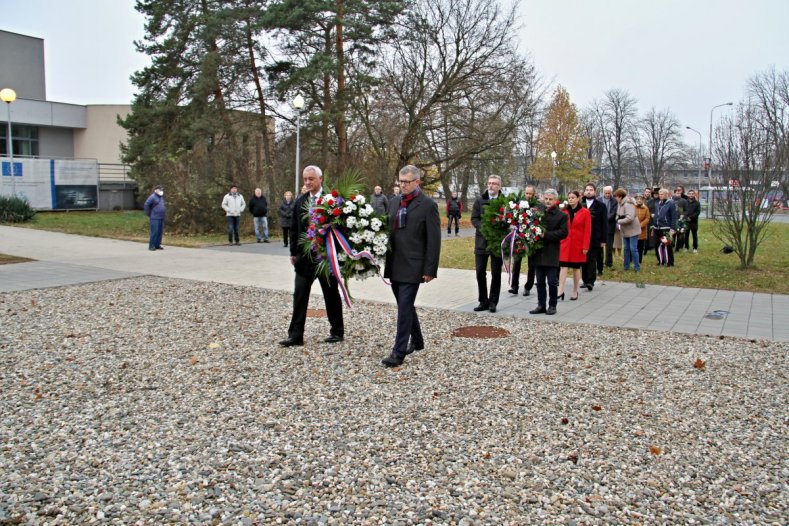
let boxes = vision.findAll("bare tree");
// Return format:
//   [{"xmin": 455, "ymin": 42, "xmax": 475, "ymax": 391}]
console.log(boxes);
[
  {"xmin": 358, "ymin": 0, "xmax": 538, "ymax": 192},
  {"xmin": 593, "ymin": 89, "xmax": 638, "ymax": 188},
  {"xmin": 747, "ymin": 67, "xmax": 789, "ymax": 199},
  {"xmin": 630, "ymin": 107, "xmax": 684, "ymax": 188},
  {"xmin": 711, "ymin": 104, "xmax": 787, "ymax": 268}
]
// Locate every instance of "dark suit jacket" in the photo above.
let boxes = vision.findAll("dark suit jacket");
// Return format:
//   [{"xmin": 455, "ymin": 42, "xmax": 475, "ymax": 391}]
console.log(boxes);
[
  {"xmin": 384, "ymin": 191, "xmax": 441, "ymax": 283},
  {"xmin": 533, "ymin": 206, "xmax": 569, "ymax": 267},
  {"xmin": 584, "ymin": 197, "xmax": 608, "ymax": 246},
  {"xmin": 289, "ymin": 191, "xmax": 319, "ymax": 276}
]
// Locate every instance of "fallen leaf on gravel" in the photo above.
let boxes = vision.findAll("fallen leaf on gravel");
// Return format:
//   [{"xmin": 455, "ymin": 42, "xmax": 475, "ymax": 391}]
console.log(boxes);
[
  {"xmin": 693, "ymin": 358, "xmax": 706, "ymax": 369},
  {"xmin": 561, "ymin": 417, "xmax": 569, "ymax": 425},
  {"xmin": 567, "ymin": 453, "xmax": 578, "ymax": 464},
  {"xmin": 649, "ymin": 445, "xmax": 662, "ymax": 455},
  {"xmin": 634, "ymin": 429, "xmax": 645, "ymax": 437},
  {"xmin": 190, "ymin": 356, "xmax": 199, "ymax": 365},
  {"xmin": 592, "ymin": 405, "xmax": 602, "ymax": 411},
  {"xmin": 208, "ymin": 342, "xmax": 220, "ymax": 349}
]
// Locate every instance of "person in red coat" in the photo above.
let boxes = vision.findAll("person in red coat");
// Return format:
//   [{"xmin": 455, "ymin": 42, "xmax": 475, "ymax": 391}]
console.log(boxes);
[{"xmin": 558, "ymin": 190, "xmax": 591, "ymax": 301}]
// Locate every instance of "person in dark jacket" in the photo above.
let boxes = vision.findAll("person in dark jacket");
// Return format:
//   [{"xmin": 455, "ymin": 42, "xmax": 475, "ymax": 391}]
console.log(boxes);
[
  {"xmin": 279, "ymin": 166, "xmax": 344, "ymax": 347},
  {"xmin": 509, "ymin": 185, "xmax": 540, "ymax": 296},
  {"xmin": 143, "ymin": 185, "xmax": 165, "ymax": 251},
  {"xmin": 278, "ymin": 191, "xmax": 295, "ymax": 247},
  {"xmin": 370, "ymin": 186, "xmax": 388, "ymax": 216},
  {"xmin": 601, "ymin": 185, "xmax": 617, "ymax": 269},
  {"xmin": 249, "ymin": 188, "xmax": 270, "ymax": 243},
  {"xmin": 653, "ymin": 188, "xmax": 677, "ymax": 266},
  {"xmin": 471, "ymin": 175, "xmax": 504, "ymax": 313},
  {"xmin": 581, "ymin": 183, "xmax": 607, "ymax": 291},
  {"xmin": 529, "ymin": 189, "xmax": 569, "ymax": 316},
  {"xmin": 381, "ymin": 165, "xmax": 441, "ymax": 367},
  {"xmin": 684, "ymin": 189, "xmax": 701, "ymax": 253},
  {"xmin": 446, "ymin": 191, "xmax": 462, "ymax": 235}
]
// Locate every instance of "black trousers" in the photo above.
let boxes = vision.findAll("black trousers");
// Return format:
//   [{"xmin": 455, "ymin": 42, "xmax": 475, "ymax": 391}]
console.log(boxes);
[
  {"xmin": 282, "ymin": 227, "xmax": 290, "ymax": 246},
  {"xmin": 535, "ymin": 265, "xmax": 559, "ymax": 308},
  {"xmin": 510, "ymin": 254, "xmax": 535, "ymax": 291},
  {"xmin": 684, "ymin": 221, "xmax": 698, "ymax": 250},
  {"xmin": 637, "ymin": 239, "xmax": 647, "ymax": 261},
  {"xmin": 476, "ymin": 253, "xmax": 503, "ymax": 306},
  {"xmin": 447, "ymin": 214, "xmax": 460, "ymax": 233},
  {"xmin": 604, "ymin": 228, "xmax": 616, "ymax": 267},
  {"xmin": 288, "ymin": 271, "xmax": 344, "ymax": 340},
  {"xmin": 391, "ymin": 281, "xmax": 423, "ymax": 357},
  {"xmin": 582, "ymin": 244, "xmax": 602, "ymax": 286}
]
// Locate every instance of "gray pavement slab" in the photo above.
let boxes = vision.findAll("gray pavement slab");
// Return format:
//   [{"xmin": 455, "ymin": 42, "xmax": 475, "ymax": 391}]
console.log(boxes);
[{"xmin": 1, "ymin": 225, "xmax": 787, "ymax": 342}]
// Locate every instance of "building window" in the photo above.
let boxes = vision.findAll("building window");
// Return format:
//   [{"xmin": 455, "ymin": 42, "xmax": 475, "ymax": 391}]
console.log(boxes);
[{"xmin": 0, "ymin": 125, "xmax": 39, "ymax": 157}]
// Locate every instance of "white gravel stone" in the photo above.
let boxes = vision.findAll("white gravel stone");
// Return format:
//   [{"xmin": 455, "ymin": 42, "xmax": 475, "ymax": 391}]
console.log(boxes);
[{"xmin": 0, "ymin": 276, "xmax": 787, "ymax": 524}]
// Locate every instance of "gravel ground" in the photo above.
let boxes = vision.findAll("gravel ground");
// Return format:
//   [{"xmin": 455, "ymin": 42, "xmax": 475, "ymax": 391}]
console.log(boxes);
[{"xmin": 0, "ymin": 276, "xmax": 787, "ymax": 525}]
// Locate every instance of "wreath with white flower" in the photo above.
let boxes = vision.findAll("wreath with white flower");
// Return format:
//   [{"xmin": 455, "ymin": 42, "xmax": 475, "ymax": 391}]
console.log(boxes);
[
  {"xmin": 300, "ymin": 170, "xmax": 390, "ymax": 306},
  {"xmin": 480, "ymin": 192, "xmax": 545, "ymax": 261}
]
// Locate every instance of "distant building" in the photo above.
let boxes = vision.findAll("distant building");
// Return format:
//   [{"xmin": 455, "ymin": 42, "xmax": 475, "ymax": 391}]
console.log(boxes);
[{"xmin": 0, "ymin": 29, "xmax": 134, "ymax": 210}]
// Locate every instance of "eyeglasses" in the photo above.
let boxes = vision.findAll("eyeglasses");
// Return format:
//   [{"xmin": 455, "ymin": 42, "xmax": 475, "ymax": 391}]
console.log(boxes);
[{"xmin": 398, "ymin": 179, "xmax": 416, "ymax": 185}]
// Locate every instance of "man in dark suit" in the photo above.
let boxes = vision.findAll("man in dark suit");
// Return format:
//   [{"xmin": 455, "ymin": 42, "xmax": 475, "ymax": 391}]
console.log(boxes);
[
  {"xmin": 601, "ymin": 185, "xmax": 617, "ymax": 269},
  {"xmin": 529, "ymin": 189, "xmax": 568, "ymax": 316},
  {"xmin": 471, "ymin": 175, "xmax": 504, "ymax": 313},
  {"xmin": 508, "ymin": 185, "xmax": 540, "ymax": 296},
  {"xmin": 279, "ymin": 165, "xmax": 344, "ymax": 347},
  {"xmin": 381, "ymin": 165, "xmax": 441, "ymax": 367},
  {"xmin": 581, "ymin": 183, "xmax": 608, "ymax": 291}
]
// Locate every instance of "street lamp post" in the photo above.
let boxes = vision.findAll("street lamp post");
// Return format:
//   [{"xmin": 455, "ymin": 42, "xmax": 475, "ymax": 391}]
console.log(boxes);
[
  {"xmin": 550, "ymin": 151, "xmax": 557, "ymax": 190},
  {"xmin": 1, "ymin": 88, "xmax": 17, "ymax": 196},
  {"xmin": 686, "ymin": 126, "xmax": 703, "ymax": 194},
  {"xmin": 293, "ymin": 94, "xmax": 305, "ymax": 196}
]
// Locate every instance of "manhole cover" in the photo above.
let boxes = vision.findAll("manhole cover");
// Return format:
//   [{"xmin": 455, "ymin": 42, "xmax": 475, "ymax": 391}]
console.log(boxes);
[
  {"xmin": 452, "ymin": 325, "xmax": 511, "ymax": 339},
  {"xmin": 704, "ymin": 310, "xmax": 729, "ymax": 320},
  {"xmin": 307, "ymin": 309, "xmax": 326, "ymax": 318}
]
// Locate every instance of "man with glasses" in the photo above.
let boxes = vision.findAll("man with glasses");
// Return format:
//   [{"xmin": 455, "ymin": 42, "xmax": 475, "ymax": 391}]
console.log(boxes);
[
  {"xmin": 471, "ymin": 175, "xmax": 504, "ymax": 313},
  {"xmin": 381, "ymin": 165, "xmax": 441, "ymax": 367}
]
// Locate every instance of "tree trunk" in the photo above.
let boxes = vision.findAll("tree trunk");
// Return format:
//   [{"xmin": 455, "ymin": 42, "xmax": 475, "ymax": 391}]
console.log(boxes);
[{"xmin": 335, "ymin": 0, "xmax": 347, "ymax": 174}]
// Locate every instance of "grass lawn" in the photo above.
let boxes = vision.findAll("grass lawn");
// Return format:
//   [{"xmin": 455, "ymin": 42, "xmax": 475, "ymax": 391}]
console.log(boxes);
[
  {"xmin": 439, "ymin": 220, "xmax": 789, "ymax": 295},
  {"xmin": 13, "ymin": 210, "xmax": 274, "ymax": 247},
  {"xmin": 0, "ymin": 254, "xmax": 33, "ymax": 265}
]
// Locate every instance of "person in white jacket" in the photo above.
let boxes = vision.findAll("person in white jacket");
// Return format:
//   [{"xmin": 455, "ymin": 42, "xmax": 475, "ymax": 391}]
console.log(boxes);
[{"xmin": 222, "ymin": 185, "xmax": 246, "ymax": 245}]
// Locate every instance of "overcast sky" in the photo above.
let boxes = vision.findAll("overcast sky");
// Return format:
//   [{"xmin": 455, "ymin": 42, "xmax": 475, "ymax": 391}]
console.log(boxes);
[{"xmin": 3, "ymin": 0, "xmax": 788, "ymax": 147}]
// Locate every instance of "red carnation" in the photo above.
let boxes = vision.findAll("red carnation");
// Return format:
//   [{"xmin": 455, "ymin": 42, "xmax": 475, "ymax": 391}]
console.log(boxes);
[
  {"xmin": 316, "ymin": 198, "xmax": 323, "ymax": 205},
  {"xmin": 319, "ymin": 216, "xmax": 327, "ymax": 224},
  {"xmin": 332, "ymin": 208, "xmax": 341, "ymax": 216},
  {"xmin": 331, "ymin": 189, "xmax": 339, "ymax": 198}
]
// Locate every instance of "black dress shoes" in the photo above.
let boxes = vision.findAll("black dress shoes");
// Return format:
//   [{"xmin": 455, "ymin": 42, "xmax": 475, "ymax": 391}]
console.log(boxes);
[
  {"xmin": 381, "ymin": 353, "xmax": 405, "ymax": 367},
  {"xmin": 586, "ymin": 284, "xmax": 594, "ymax": 292},
  {"xmin": 529, "ymin": 306, "xmax": 547, "ymax": 314},
  {"xmin": 405, "ymin": 342, "xmax": 424, "ymax": 355},
  {"xmin": 473, "ymin": 303, "xmax": 490, "ymax": 312},
  {"xmin": 279, "ymin": 337, "xmax": 304, "ymax": 347},
  {"xmin": 522, "ymin": 289, "xmax": 530, "ymax": 297},
  {"xmin": 324, "ymin": 335, "xmax": 344, "ymax": 343},
  {"xmin": 546, "ymin": 306, "xmax": 557, "ymax": 315},
  {"xmin": 508, "ymin": 287, "xmax": 518, "ymax": 295},
  {"xmin": 488, "ymin": 303, "xmax": 497, "ymax": 313}
]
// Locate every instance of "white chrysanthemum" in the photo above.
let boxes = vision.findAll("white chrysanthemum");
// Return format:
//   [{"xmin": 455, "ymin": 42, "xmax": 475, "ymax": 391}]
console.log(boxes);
[
  {"xmin": 535, "ymin": 227, "xmax": 543, "ymax": 236},
  {"xmin": 354, "ymin": 195, "xmax": 366, "ymax": 205},
  {"xmin": 343, "ymin": 202, "xmax": 357, "ymax": 214},
  {"xmin": 509, "ymin": 201, "xmax": 517, "ymax": 209},
  {"xmin": 338, "ymin": 252, "xmax": 348, "ymax": 262},
  {"xmin": 370, "ymin": 218, "xmax": 382, "ymax": 231},
  {"xmin": 346, "ymin": 216, "xmax": 357, "ymax": 228},
  {"xmin": 358, "ymin": 204, "xmax": 374, "ymax": 217},
  {"xmin": 520, "ymin": 200, "xmax": 530, "ymax": 209},
  {"xmin": 359, "ymin": 218, "xmax": 369, "ymax": 228},
  {"xmin": 374, "ymin": 233, "xmax": 388, "ymax": 245},
  {"xmin": 362, "ymin": 230, "xmax": 375, "ymax": 243},
  {"xmin": 374, "ymin": 244, "xmax": 387, "ymax": 255},
  {"xmin": 349, "ymin": 233, "xmax": 363, "ymax": 244}
]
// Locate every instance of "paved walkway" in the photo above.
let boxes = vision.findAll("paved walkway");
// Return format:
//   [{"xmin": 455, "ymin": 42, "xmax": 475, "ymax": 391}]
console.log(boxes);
[{"xmin": 2, "ymin": 225, "xmax": 787, "ymax": 342}]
